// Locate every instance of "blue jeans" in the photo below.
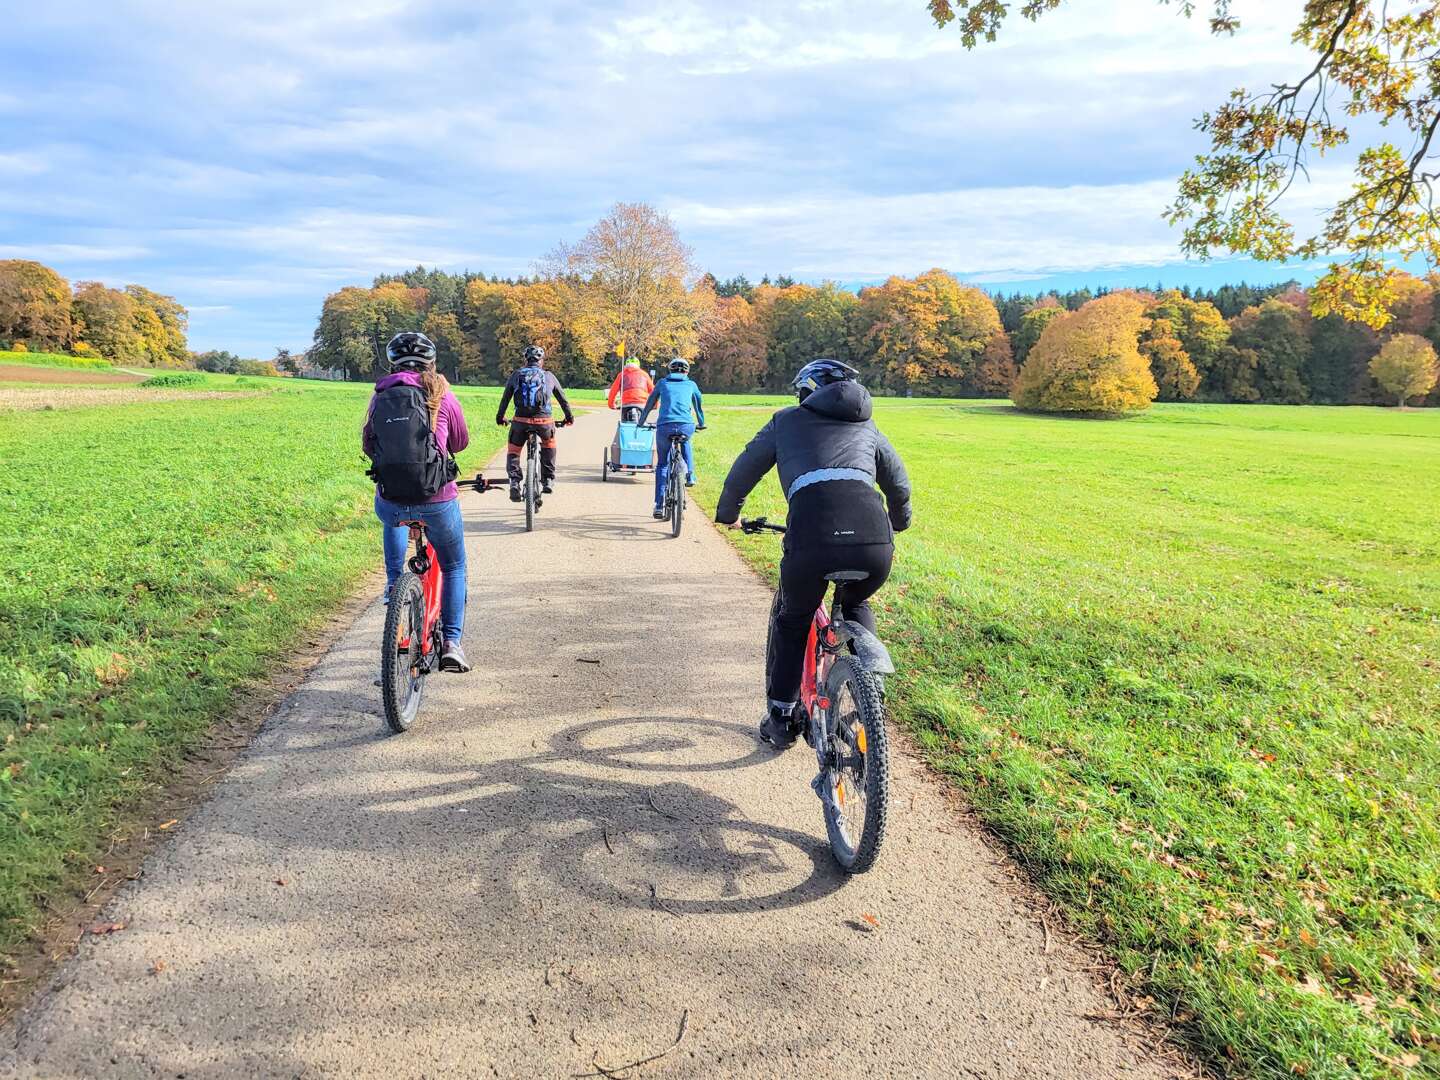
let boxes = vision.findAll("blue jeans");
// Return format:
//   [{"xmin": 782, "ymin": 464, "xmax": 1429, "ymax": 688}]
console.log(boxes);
[
  {"xmin": 654, "ymin": 422, "xmax": 695, "ymax": 507},
  {"xmin": 374, "ymin": 495, "xmax": 468, "ymax": 643}
]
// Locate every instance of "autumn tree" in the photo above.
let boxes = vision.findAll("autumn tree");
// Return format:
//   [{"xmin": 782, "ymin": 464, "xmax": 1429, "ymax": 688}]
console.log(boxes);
[
  {"xmin": 545, "ymin": 202, "xmax": 708, "ymax": 362},
  {"xmin": 1226, "ymin": 299, "xmax": 1312, "ymax": 404},
  {"xmin": 963, "ymin": 330, "xmax": 1017, "ymax": 397},
  {"xmin": 929, "ymin": 1, "xmax": 1440, "ymax": 327},
  {"xmin": 699, "ymin": 294, "xmax": 768, "ymax": 391},
  {"xmin": 123, "ymin": 285, "xmax": 190, "ymax": 367},
  {"xmin": 71, "ymin": 282, "xmax": 143, "ymax": 363},
  {"xmin": 310, "ymin": 284, "xmax": 423, "ymax": 380},
  {"xmin": 1012, "ymin": 301, "xmax": 1065, "ymax": 364},
  {"xmin": 849, "ymin": 270, "xmax": 1005, "ymax": 394},
  {"xmin": 761, "ymin": 283, "xmax": 857, "ymax": 388},
  {"xmin": 1140, "ymin": 317, "xmax": 1201, "ymax": 400},
  {"xmin": 0, "ymin": 259, "xmax": 73, "ymax": 351},
  {"xmin": 1146, "ymin": 290, "xmax": 1229, "ymax": 382},
  {"xmin": 1369, "ymin": 333, "xmax": 1438, "ymax": 407},
  {"xmin": 1012, "ymin": 293, "xmax": 1158, "ymax": 413}
]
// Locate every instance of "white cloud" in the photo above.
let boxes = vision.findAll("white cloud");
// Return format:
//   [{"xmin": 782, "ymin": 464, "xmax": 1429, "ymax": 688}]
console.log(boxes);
[{"xmin": 0, "ymin": 242, "xmax": 151, "ymax": 262}]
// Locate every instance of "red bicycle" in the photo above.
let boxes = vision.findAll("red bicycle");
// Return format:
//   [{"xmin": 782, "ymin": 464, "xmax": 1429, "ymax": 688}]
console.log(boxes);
[
  {"xmin": 741, "ymin": 517, "xmax": 895, "ymax": 873},
  {"xmin": 380, "ymin": 475, "xmax": 505, "ymax": 733}
]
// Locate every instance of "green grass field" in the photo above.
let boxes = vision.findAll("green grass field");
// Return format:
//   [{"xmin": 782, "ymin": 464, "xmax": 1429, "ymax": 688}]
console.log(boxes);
[
  {"xmin": 0, "ymin": 380, "xmax": 502, "ymax": 960},
  {"xmin": 0, "ymin": 349, "xmax": 115, "ymax": 371},
  {"xmin": 692, "ymin": 401, "xmax": 1440, "ymax": 1080}
]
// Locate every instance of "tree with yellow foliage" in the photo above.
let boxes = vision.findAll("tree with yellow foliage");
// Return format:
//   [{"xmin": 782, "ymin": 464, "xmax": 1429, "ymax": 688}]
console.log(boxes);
[
  {"xmin": 1012, "ymin": 293, "xmax": 1158, "ymax": 414},
  {"xmin": 1369, "ymin": 333, "xmax": 1438, "ymax": 408},
  {"xmin": 929, "ymin": 1, "xmax": 1440, "ymax": 328}
]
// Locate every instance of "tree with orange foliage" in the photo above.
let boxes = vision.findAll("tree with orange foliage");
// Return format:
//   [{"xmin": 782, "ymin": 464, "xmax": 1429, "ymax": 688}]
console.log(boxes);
[
  {"xmin": 1140, "ymin": 317, "xmax": 1201, "ymax": 401},
  {"xmin": 1012, "ymin": 293, "xmax": 1157, "ymax": 413},
  {"xmin": 700, "ymin": 294, "xmax": 767, "ymax": 391},
  {"xmin": 852, "ymin": 269, "xmax": 1006, "ymax": 394},
  {"xmin": 0, "ymin": 259, "xmax": 73, "ymax": 352}
]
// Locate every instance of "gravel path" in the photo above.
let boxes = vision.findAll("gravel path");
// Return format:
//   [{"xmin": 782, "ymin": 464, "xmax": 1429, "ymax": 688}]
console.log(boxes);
[{"xmin": 2, "ymin": 411, "xmax": 1181, "ymax": 1079}]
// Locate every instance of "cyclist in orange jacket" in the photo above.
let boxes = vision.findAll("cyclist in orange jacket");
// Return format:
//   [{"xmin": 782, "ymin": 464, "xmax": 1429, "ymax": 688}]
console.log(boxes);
[{"xmin": 606, "ymin": 357, "xmax": 654, "ymax": 423}]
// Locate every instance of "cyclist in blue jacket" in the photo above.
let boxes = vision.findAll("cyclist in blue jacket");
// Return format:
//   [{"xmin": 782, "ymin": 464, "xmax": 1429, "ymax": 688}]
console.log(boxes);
[{"xmin": 636, "ymin": 358, "xmax": 706, "ymax": 519}]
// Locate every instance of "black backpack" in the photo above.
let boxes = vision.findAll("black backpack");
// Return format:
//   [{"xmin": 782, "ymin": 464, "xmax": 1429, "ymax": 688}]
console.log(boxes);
[
  {"xmin": 366, "ymin": 384, "xmax": 458, "ymax": 503},
  {"xmin": 514, "ymin": 365, "xmax": 550, "ymax": 414}
]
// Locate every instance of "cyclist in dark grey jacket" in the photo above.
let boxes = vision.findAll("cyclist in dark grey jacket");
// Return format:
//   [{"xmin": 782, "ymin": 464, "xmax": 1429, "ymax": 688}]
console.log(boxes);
[{"xmin": 715, "ymin": 360, "xmax": 911, "ymax": 749}]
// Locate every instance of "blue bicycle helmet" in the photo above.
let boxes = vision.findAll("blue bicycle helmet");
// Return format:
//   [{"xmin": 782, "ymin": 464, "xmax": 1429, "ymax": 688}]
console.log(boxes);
[{"xmin": 792, "ymin": 358, "xmax": 858, "ymax": 401}]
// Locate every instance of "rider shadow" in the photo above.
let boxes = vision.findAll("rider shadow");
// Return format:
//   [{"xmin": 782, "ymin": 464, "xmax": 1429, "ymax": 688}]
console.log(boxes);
[
  {"xmin": 550, "ymin": 514, "xmax": 673, "ymax": 543},
  {"xmin": 259, "ymin": 713, "xmax": 847, "ymax": 917}
]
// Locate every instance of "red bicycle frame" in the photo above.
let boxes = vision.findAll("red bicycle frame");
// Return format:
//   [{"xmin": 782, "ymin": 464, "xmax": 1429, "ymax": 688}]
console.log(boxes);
[
  {"xmin": 398, "ymin": 523, "xmax": 443, "ymax": 655},
  {"xmin": 799, "ymin": 604, "xmax": 838, "ymax": 715}
]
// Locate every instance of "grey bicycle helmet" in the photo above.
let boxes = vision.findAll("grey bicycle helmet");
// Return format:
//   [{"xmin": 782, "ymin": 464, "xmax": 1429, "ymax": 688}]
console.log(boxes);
[
  {"xmin": 386, "ymin": 331, "xmax": 437, "ymax": 369},
  {"xmin": 792, "ymin": 358, "xmax": 858, "ymax": 400}
]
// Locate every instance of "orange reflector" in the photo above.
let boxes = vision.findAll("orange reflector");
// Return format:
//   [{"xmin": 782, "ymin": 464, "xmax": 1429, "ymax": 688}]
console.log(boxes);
[
  {"xmin": 856, "ymin": 726, "xmax": 868, "ymax": 754},
  {"xmin": 836, "ymin": 780, "xmax": 846, "ymax": 807}
]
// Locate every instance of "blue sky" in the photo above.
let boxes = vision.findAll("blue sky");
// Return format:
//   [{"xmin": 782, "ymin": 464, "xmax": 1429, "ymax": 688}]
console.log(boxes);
[{"xmin": 3, "ymin": 1, "xmax": 1347, "ymax": 355}]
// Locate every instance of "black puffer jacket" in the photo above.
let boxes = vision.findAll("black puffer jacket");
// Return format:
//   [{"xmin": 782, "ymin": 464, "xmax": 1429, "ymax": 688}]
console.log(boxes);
[{"xmin": 716, "ymin": 381, "xmax": 911, "ymax": 548}]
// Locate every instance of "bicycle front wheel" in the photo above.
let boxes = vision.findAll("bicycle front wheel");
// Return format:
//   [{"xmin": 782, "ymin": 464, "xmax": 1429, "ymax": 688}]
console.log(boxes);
[
  {"xmin": 819, "ymin": 656, "xmax": 891, "ymax": 873},
  {"xmin": 381, "ymin": 573, "xmax": 427, "ymax": 734}
]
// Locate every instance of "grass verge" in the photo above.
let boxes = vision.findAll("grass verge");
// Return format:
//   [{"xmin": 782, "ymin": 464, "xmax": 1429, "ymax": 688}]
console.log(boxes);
[{"xmin": 691, "ymin": 400, "xmax": 1439, "ymax": 1080}]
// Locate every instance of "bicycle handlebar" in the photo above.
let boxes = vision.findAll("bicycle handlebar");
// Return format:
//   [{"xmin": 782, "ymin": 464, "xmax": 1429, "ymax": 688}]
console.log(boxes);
[
  {"xmin": 740, "ymin": 517, "xmax": 787, "ymax": 535},
  {"xmin": 470, "ymin": 475, "xmax": 510, "ymax": 493}
]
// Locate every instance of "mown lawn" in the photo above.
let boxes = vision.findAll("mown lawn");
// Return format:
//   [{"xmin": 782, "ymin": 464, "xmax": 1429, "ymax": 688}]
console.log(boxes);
[
  {"xmin": 692, "ymin": 401, "xmax": 1439, "ymax": 1080},
  {"xmin": 0, "ymin": 381, "xmax": 502, "ymax": 956}
]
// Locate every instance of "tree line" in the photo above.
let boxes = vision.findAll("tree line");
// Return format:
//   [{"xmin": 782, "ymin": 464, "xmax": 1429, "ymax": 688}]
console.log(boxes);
[
  {"xmin": 307, "ymin": 233, "xmax": 1440, "ymax": 408},
  {"xmin": 0, "ymin": 260, "xmax": 190, "ymax": 367}
]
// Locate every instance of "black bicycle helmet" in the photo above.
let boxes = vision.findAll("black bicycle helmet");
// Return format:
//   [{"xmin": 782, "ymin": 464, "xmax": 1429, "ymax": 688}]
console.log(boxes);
[
  {"xmin": 792, "ymin": 358, "xmax": 858, "ymax": 400},
  {"xmin": 523, "ymin": 344, "xmax": 545, "ymax": 365},
  {"xmin": 668, "ymin": 357, "xmax": 690, "ymax": 373},
  {"xmin": 386, "ymin": 331, "xmax": 437, "ymax": 369}
]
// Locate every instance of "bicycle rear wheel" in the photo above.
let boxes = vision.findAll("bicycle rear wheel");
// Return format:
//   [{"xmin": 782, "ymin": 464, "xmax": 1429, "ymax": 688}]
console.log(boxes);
[
  {"xmin": 525, "ymin": 440, "xmax": 537, "ymax": 531},
  {"xmin": 819, "ymin": 656, "xmax": 890, "ymax": 872},
  {"xmin": 381, "ymin": 573, "xmax": 427, "ymax": 733},
  {"xmin": 669, "ymin": 448, "xmax": 684, "ymax": 538}
]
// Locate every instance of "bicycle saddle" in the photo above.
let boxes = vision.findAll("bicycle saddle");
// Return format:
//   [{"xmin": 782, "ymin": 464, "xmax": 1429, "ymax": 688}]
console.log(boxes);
[{"xmin": 825, "ymin": 570, "xmax": 870, "ymax": 583}]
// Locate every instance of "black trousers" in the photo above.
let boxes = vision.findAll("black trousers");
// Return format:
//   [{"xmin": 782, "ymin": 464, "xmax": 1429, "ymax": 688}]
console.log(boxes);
[
  {"xmin": 507, "ymin": 421, "xmax": 557, "ymax": 483},
  {"xmin": 767, "ymin": 542, "xmax": 893, "ymax": 703}
]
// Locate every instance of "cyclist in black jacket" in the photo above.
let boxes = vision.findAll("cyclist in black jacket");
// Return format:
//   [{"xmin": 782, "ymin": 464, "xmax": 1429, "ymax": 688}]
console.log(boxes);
[
  {"xmin": 715, "ymin": 360, "xmax": 911, "ymax": 749},
  {"xmin": 495, "ymin": 345, "xmax": 575, "ymax": 500}
]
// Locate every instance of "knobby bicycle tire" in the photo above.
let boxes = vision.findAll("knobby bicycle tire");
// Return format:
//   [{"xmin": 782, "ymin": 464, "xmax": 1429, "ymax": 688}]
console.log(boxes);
[
  {"xmin": 669, "ymin": 443, "xmax": 684, "ymax": 538},
  {"xmin": 525, "ymin": 436, "xmax": 537, "ymax": 532},
  {"xmin": 820, "ymin": 655, "xmax": 891, "ymax": 873},
  {"xmin": 381, "ymin": 573, "xmax": 427, "ymax": 734}
]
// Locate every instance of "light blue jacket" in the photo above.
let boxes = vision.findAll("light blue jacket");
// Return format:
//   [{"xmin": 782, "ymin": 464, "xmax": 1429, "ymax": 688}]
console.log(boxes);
[{"xmin": 637, "ymin": 374, "xmax": 705, "ymax": 428}]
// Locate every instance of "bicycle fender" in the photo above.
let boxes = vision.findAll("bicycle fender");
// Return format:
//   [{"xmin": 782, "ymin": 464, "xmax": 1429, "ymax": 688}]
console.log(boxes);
[{"xmin": 833, "ymin": 620, "xmax": 895, "ymax": 675}]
